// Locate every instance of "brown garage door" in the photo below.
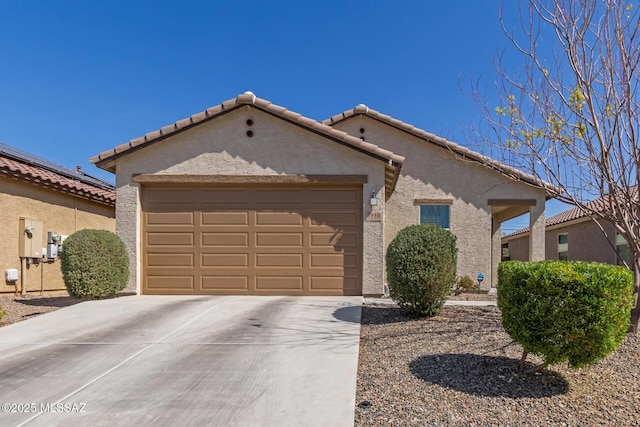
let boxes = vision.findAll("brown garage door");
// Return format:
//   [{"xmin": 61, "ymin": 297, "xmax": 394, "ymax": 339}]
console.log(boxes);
[{"xmin": 141, "ymin": 185, "xmax": 363, "ymax": 295}]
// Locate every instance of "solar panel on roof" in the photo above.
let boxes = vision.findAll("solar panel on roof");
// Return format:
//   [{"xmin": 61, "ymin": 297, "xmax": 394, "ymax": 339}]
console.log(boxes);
[{"xmin": 0, "ymin": 142, "xmax": 114, "ymax": 190}]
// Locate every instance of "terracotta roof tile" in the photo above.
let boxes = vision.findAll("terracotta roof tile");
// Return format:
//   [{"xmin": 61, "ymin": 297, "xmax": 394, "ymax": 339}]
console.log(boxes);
[
  {"xmin": 0, "ymin": 151, "xmax": 115, "ymax": 207},
  {"xmin": 503, "ymin": 196, "xmax": 610, "ymax": 238},
  {"xmin": 323, "ymin": 105, "xmax": 557, "ymax": 193},
  {"xmin": 175, "ymin": 118, "xmax": 192, "ymax": 129},
  {"xmin": 91, "ymin": 93, "xmax": 405, "ymax": 197}
]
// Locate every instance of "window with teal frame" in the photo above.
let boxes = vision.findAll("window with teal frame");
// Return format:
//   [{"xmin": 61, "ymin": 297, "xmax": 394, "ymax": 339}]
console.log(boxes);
[{"xmin": 419, "ymin": 205, "xmax": 450, "ymax": 229}]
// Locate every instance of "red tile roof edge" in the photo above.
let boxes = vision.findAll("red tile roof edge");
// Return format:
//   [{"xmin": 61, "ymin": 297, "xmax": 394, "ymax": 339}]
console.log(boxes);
[
  {"xmin": 501, "ymin": 197, "xmax": 609, "ymax": 239},
  {"xmin": 323, "ymin": 105, "xmax": 558, "ymax": 194},
  {"xmin": 0, "ymin": 155, "xmax": 115, "ymax": 207},
  {"xmin": 90, "ymin": 92, "xmax": 405, "ymax": 171}
]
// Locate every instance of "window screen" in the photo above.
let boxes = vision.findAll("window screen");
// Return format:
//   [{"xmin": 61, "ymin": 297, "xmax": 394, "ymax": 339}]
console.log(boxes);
[{"xmin": 420, "ymin": 205, "xmax": 450, "ymax": 228}]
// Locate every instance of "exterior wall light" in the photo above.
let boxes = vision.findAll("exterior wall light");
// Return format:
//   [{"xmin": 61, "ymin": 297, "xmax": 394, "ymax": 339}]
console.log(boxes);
[{"xmin": 370, "ymin": 192, "xmax": 378, "ymax": 206}]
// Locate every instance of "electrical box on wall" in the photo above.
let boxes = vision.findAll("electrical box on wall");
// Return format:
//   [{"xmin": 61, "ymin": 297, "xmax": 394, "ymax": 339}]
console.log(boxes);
[
  {"xmin": 5, "ymin": 269, "xmax": 19, "ymax": 282},
  {"xmin": 47, "ymin": 231, "xmax": 59, "ymax": 259},
  {"xmin": 18, "ymin": 218, "xmax": 43, "ymax": 258}
]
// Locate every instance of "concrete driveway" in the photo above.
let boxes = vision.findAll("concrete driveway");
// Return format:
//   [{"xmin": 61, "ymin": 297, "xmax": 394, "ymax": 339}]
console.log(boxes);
[{"xmin": 0, "ymin": 296, "xmax": 362, "ymax": 427}]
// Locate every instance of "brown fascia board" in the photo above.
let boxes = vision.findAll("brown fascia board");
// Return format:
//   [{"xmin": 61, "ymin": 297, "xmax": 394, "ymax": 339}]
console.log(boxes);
[
  {"xmin": 323, "ymin": 106, "xmax": 559, "ymax": 197},
  {"xmin": 91, "ymin": 93, "xmax": 405, "ymax": 178}
]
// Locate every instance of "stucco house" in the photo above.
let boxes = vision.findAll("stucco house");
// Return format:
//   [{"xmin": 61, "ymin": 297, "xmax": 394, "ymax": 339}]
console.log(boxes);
[
  {"xmin": 502, "ymin": 196, "xmax": 630, "ymax": 266},
  {"xmin": 0, "ymin": 144, "xmax": 115, "ymax": 295},
  {"xmin": 91, "ymin": 92, "xmax": 553, "ymax": 296}
]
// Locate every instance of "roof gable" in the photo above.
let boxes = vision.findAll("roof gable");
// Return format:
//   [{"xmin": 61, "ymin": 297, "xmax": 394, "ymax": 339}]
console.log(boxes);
[
  {"xmin": 91, "ymin": 92, "xmax": 404, "ymax": 197},
  {"xmin": 324, "ymin": 105, "xmax": 556, "ymax": 194},
  {"xmin": 92, "ymin": 94, "xmax": 404, "ymax": 169}
]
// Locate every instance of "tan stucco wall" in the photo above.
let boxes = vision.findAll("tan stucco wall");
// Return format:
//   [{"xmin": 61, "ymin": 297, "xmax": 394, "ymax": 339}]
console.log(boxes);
[
  {"xmin": 113, "ymin": 106, "xmax": 387, "ymax": 295},
  {"xmin": 332, "ymin": 116, "xmax": 547, "ymax": 288},
  {"xmin": 503, "ymin": 219, "xmax": 618, "ymax": 264},
  {"xmin": 0, "ymin": 178, "xmax": 115, "ymax": 294},
  {"xmin": 503, "ymin": 234, "xmax": 530, "ymax": 261},
  {"xmin": 546, "ymin": 220, "xmax": 618, "ymax": 263}
]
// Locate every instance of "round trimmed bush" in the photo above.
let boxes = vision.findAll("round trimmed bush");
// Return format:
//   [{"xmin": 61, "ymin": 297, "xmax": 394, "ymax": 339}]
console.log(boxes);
[
  {"xmin": 498, "ymin": 260, "xmax": 634, "ymax": 370},
  {"xmin": 386, "ymin": 224, "xmax": 458, "ymax": 317},
  {"xmin": 60, "ymin": 229, "xmax": 129, "ymax": 299}
]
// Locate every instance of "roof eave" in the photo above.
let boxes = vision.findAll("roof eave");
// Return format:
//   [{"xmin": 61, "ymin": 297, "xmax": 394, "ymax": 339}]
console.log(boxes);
[
  {"xmin": 91, "ymin": 94, "xmax": 405, "ymax": 196},
  {"xmin": 325, "ymin": 111, "xmax": 559, "ymax": 196}
]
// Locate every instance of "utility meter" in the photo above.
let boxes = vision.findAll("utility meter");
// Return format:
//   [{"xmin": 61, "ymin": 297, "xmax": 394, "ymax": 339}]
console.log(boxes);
[{"xmin": 47, "ymin": 231, "xmax": 59, "ymax": 259}]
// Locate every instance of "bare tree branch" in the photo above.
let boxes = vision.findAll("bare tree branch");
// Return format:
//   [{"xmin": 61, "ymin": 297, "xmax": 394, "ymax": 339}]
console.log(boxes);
[{"xmin": 474, "ymin": 0, "xmax": 640, "ymax": 331}]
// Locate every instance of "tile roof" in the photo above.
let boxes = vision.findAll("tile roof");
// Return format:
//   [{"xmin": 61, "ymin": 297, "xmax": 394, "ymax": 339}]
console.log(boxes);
[
  {"xmin": 0, "ymin": 148, "xmax": 115, "ymax": 207},
  {"xmin": 91, "ymin": 92, "xmax": 405, "ymax": 172},
  {"xmin": 502, "ymin": 196, "xmax": 608, "ymax": 238},
  {"xmin": 323, "ymin": 105, "xmax": 557, "ymax": 194}
]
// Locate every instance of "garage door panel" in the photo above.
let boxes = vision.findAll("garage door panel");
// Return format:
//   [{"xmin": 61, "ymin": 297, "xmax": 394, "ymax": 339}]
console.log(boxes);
[
  {"xmin": 147, "ymin": 232, "xmax": 194, "ymax": 247},
  {"xmin": 201, "ymin": 276, "xmax": 248, "ymax": 290},
  {"xmin": 310, "ymin": 253, "xmax": 343, "ymax": 267},
  {"xmin": 310, "ymin": 188, "xmax": 359, "ymax": 204},
  {"xmin": 310, "ymin": 212, "xmax": 358, "ymax": 227},
  {"xmin": 309, "ymin": 253, "xmax": 357, "ymax": 268},
  {"xmin": 145, "ymin": 189, "xmax": 196, "ymax": 205},
  {"xmin": 201, "ymin": 232, "xmax": 249, "ymax": 247},
  {"xmin": 310, "ymin": 276, "xmax": 345, "ymax": 290},
  {"xmin": 201, "ymin": 189, "xmax": 250, "ymax": 204},
  {"xmin": 310, "ymin": 232, "xmax": 357, "ymax": 247},
  {"xmin": 342, "ymin": 277, "xmax": 358, "ymax": 292},
  {"xmin": 256, "ymin": 276, "xmax": 303, "ymax": 290},
  {"xmin": 309, "ymin": 278, "xmax": 358, "ymax": 295},
  {"xmin": 146, "ymin": 275, "xmax": 194, "ymax": 290},
  {"xmin": 255, "ymin": 233, "xmax": 303, "ymax": 247},
  {"xmin": 255, "ymin": 253, "xmax": 303, "ymax": 267},
  {"xmin": 202, "ymin": 212, "xmax": 249, "ymax": 225},
  {"xmin": 202, "ymin": 253, "xmax": 249, "ymax": 267},
  {"xmin": 256, "ymin": 211, "xmax": 303, "ymax": 226},
  {"xmin": 147, "ymin": 253, "xmax": 194, "ymax": 267},
  {"xmin": 256, "ymin": 189, "xmax": 304, "ymax": 204},
  {"xmin": 147, "ymin": 212, "xmax": 194, "ymax": 225}
]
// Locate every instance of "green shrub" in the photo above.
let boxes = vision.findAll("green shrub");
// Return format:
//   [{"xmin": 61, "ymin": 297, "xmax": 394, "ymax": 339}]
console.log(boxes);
[
  {"xmin": 498, "ymin": 260, "xmax": 634, "ymax": 371},
  {"xmin": 60, "ymin": 229, "xmax": 129, "ymax": 299},
  {"xmin": 453, "ymin": 275, "xmax": 478, "ymax": 295},
  {"xmin": 386, "ymin": 224, "xmax": 457, "ymax": 317}
]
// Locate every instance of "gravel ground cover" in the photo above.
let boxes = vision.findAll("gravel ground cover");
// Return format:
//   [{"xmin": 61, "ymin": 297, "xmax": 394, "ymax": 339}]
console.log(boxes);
[
  {"xmin": 0, "ymin": 294, "xmax": 89, "ymax": 326},
  {"xmin": 355, "ymin": 304, "xmax": 640, "ymax": 427}
]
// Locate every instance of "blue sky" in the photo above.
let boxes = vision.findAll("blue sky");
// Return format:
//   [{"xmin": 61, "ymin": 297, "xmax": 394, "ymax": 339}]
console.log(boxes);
[{"xmin": 0, "ymin": 1, "xmax": 570, "ymax": 233}]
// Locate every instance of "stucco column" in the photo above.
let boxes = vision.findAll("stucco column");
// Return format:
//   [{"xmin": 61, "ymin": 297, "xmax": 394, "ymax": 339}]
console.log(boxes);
[
  {"xmin": 491, "ymin": 217, "xmax": 501, "ymax": 288},
  {"xmin": 529, "ymin": 202, "xmax": 546, "ymax": 261},
  {"xmin": 115, "ymin": 181, "xmax": 140, "ymax": 294}
]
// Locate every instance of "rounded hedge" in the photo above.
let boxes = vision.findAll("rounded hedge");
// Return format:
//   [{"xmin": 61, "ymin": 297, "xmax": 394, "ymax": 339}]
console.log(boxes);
[
  {"xmin": 498, "ymin": 260, "xmax": 634, "ymax": 369},
  {"xmin": 386, "ymin": 224, "xmax": 458, "ymax": 317},
  {"xmin": 60, "ymin": 229, "xmax": 129, "ymax": 299}
]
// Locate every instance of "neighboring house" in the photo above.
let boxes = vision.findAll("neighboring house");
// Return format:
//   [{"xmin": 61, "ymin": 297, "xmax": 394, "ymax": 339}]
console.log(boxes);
[
  {"xmin": 91, "ymin": 92, "xmax": 553, "ymax": 297},
  {"xmin": 0, "ymin": 144, "xmax": 115, "ymax": 295},
  {"xmin": 502, "ymin": 196, "xmax": 630, "ymax": 266}
]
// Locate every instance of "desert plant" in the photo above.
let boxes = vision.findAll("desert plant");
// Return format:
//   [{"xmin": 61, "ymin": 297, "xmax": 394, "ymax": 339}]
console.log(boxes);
[
  {"xmin": 453, "ymin": 275, "xmax": 478, "ymax": 295},
  {"xmin": 498, "ymin": 260, "xmax": 634, "ymax": 373},
  {"xmin": 386, "ymin": 224, "xmax": 457, "ymax": 317},
  {"xmin": 60, "ymin": 229, "xmax": 129, "ymax": 299}
]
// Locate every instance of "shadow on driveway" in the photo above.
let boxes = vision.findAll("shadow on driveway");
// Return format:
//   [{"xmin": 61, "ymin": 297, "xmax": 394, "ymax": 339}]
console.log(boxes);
[
  {"xmin": 410, "ymin": 353, "xmax": 570, "ymax": 398},
  {"xmin": 332, "ymin": 305, "xmax": 361, "ymax": 323}
]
